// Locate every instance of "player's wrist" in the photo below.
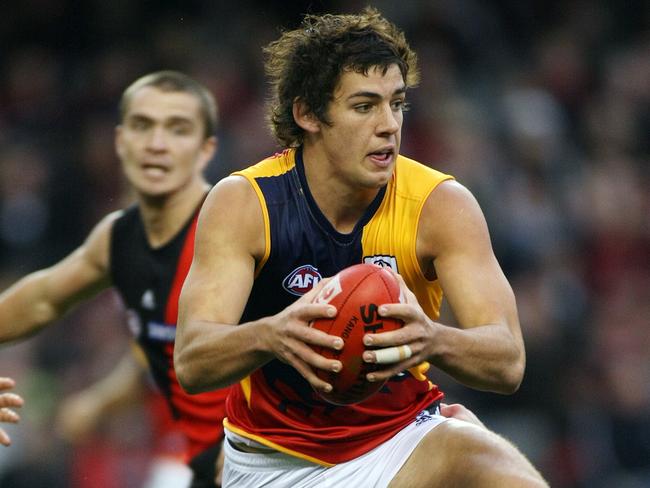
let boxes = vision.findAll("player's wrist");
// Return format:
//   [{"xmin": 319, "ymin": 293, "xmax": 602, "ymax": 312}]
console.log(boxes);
[{"xmin": 249, "ymin": 318, "xmax": 277, "ymax": 357}]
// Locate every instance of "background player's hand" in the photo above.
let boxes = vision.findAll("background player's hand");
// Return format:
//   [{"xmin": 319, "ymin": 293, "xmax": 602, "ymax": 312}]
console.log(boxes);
[
  {"xmin": 361, "ymin": 272, "xmax": 439, "ymax": 382},
  {"xmin": 440, "ymin": 402, "xmax": 485, "ymax": 428},
  {"xmin": 264, "ymin": 278, "xmax": 343, "ymax": 395},
  {"xmin": 214, "ymin": 440, "xmax": 225, "ymax": 487},
  {"xmin": 0, "ymin": 377, "xmax": 23, "ymax": 446},
  {"xmin": 55, "ymin": 390, "xmax": 103, "ymax": 443}
]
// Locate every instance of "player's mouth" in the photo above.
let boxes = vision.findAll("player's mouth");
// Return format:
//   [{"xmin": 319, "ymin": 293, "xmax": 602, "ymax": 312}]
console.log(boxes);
[
  {"xmin": 141, "ymin": 162, "xmax": 170, "ymax": 178},
  {"xmin": 367, "ymin": 147, "xmax": 394, "ymax": 168}
]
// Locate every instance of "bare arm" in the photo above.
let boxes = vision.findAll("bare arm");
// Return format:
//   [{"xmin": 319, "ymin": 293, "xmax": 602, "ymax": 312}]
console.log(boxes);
[
  {"xmin": 364, "ymin": 181, "xmax": 525, "ymax": 393},
  {"xmin": 174, "ymin": 176, "xmax": 343, "ymax": 394},
  {"xmin": 0, "ymin": 212, "xmax": 117, "ymax": 344},
  {"xmin": 55, "ymin": 345, "xmax": 147, "ymax": 443}
]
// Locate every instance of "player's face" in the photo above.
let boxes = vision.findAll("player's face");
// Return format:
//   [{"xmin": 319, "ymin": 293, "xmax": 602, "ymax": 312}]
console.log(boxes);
[
  {"xmin": 317, "ymin": 64, "xmax": 406, "ymax": 189},
  {"xmin": 115, "ymin": 86, "xmax": 214, "ymax": 198}
]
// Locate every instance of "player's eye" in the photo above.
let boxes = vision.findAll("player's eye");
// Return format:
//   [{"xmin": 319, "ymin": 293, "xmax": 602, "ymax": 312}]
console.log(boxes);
[
  {"xmin": 171, "ymin": 125, "xmax": 191, "ymax": 135},
  {"xmin": 391, "ymin": 99, "xmax": 410, "ymax": 112},
  {"xmin": 129, "ymin": 118, "xmax": 151, "ymax": 130},
  {"xmin": 354, "ymin": 103, "xmax": 373, "ymax": 113},
  {"xmin": 168, "ymin": 120, "xmax": 194, "ymax": 135}
]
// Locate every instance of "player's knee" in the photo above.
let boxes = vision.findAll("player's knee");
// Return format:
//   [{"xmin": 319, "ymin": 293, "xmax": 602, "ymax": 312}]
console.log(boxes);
[{"xmin": 426, "ymin": 419, "xmax": 548, "ymax": 487}]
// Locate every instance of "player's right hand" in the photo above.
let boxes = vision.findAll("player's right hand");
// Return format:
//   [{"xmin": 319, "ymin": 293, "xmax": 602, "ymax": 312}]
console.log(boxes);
[{"xmin": 263, "ymin": 278, "xmax": 343, "ymax": 394}]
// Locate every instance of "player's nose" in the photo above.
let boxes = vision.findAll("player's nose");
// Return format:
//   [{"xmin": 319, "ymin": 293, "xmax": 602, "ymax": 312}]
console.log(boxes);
[{"xmin": 147, "ymin": 126, "xmax": 168, "ymax": 151}]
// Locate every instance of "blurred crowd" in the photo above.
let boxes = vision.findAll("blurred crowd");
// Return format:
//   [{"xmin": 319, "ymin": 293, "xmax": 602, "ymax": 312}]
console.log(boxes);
[{"xmin": 0, "ymin": 1, "xmax": 648, "ymax": 487}]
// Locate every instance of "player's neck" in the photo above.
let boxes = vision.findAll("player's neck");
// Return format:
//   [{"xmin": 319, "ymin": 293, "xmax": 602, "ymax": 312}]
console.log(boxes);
[
  {"xmin": 301, "ymin": 146, "xmax": 381, "ymax": 234},
  {"xmin": 138, "ymin": 179, "xmax": 209, "ymax": 248}
]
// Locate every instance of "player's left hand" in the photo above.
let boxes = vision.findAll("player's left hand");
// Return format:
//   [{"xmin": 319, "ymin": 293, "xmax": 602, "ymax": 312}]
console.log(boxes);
[
  {"xmin": 0, "ymin": 377, "xmax": 23, "ymax": 446},
  {"xmin": 440, "ymin": 402, "xmax": 485, "ymax": 428},
  {"xmin": 361, "ymin": 272, "xmax": 438, "ymax": 382}
]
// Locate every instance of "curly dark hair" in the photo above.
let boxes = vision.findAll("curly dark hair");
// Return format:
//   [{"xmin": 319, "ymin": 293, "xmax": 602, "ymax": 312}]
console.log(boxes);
[{"xmin": 264, "ymin": 7, "xmax": 419, "ymax": 148}]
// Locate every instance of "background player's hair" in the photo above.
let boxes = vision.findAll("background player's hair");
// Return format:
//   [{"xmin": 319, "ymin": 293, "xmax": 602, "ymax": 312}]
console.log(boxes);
[
  {"xmin": 264, "ymin": 7, "xmax": 419, "ymax": 148},
  {"xmin": 119, "ymin": 70, "xmax": 218, "ymax": 139}
]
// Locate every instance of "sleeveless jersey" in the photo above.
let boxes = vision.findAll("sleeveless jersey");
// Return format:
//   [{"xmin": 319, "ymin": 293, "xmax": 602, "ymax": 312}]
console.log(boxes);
[
  {"xmin": 110, "ymin": 203, "xmax": 229, "ymax": 461},
  {"xmin": 224, "ymin": 148, "xmax": 452, "ymax": 465}
]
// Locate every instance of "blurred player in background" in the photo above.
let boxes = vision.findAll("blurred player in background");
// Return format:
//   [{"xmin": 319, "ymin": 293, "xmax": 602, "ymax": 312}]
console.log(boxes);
[
  {"xmin": 175, "ymin": 7, "xmax": 547, "ymax": 488},
  {"xmin": 0, "ymin": 71, "xmax": 228, "ymax": 487},
  {"xmin": 0, "ymin": 377, "xmax": 23, "ymax": 447}
]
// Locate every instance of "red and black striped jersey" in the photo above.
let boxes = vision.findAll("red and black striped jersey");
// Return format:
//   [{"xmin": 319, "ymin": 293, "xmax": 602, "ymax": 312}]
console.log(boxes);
[{"xmin": 110, "ymin": 202, "xmax": 229, "ymax": 461}]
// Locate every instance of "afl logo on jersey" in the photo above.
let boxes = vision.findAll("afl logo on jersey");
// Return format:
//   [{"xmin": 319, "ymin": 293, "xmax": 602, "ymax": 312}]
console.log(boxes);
[{"xmin": 283, "ymin": 265, "xmax": 322, "ymax": 296}]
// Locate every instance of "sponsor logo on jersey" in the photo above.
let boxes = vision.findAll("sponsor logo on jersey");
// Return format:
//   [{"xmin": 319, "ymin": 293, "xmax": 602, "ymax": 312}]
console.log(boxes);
[
  {"xmin": 146, "ymin": 321, "xmax": 176, "ymax": 342},
  {"xmin": 363, "ymin": 255, "xmax": 398, "ymax": 273},
  {"xmin": 313, "ymin": 274, "xmax": 342, "ymax": 304},
  {"xmin": 141, "ymin": 289, "xmax": 156, "ymax": 310},
  {"xmin": 283, "ymin": 265, "xmax": 322, "ymax": 296}
]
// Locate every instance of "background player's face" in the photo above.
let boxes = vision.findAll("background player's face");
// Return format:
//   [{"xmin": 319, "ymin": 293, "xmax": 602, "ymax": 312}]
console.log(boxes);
[
  {"xmin": 115, "ymin": 86, "xmax": 214, "ymax": 198},
  {"xmin": 316, "ymin": 64, "xmax": 405, "ymax": 189}
]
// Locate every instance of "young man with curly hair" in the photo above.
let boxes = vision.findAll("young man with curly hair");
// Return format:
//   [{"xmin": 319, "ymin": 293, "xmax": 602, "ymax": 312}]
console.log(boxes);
[{"xmin": 176, "ymin": 8, "xmax": 548, "ymax": 487}]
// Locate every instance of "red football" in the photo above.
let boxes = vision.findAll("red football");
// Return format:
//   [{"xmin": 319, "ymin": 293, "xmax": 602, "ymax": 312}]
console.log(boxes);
[{"xmin": 310, "ymin": 263, "xmax": 403, "ymax": 405}]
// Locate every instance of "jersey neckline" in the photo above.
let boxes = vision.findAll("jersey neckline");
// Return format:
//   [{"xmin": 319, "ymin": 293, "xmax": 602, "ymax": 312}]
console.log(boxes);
[{"xmin": 294, "ymin": 147, "xmax": 387, "ymax": 245}]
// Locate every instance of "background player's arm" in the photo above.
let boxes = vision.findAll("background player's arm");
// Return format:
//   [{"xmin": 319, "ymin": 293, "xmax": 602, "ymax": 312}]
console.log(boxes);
[
  {"xmin": 366, "ymin": 180, "xmax": 525, "ymax": 393},
  {"xmin": 175, "ymin": 176, "xmax": 342, "ymax": 394},
  {"xmin": 55, "ymin": 345, "xmax": 147, "ymax": 443},
  {"xmin": 0, "ymin": 212, "xmax": 117, "ymax": 344}
]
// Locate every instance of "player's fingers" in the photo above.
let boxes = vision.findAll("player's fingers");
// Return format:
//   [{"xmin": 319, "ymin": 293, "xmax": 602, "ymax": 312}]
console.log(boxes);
[
  {"xmin": 364, "ymin": 355, "xmax": 421, "ymax": 383},
  {"xmin": 293, "ymin": 339, "xmax": 342, "ymax": 375},
  {"xmin": 287, "ymin": 351, "xmax": 334, "ymax": 394},
  {"xmin": 0, "ymin": 393, "xmax": 23, "ymax": 409},
  {"xmin": 0, "ymin": 428, "xmax": 11, "ymax": 447},
  {"xmin": 275, "ymin": 333, "xmax": 341, "ymax": 376},
  {"xmin": 371, "ymin": 345, "xmax": 413, "ymax": 364},
  {"xmin": 440, "ymin": 403, "xmax": 485, "ymax": 427},
  {"xmin": 362, "ymin": 321, "xmax": 410, "ymax": 349},
  {"xmin": 375, "ymin": 302, "xmax": 417, "ymax": 324},
  {"xmin": 302, "ymin": 277, "xmax": 332, "ymax": 302},
  {"xmin": 0, "ymin": 378, "xmax": 16, "ymax": 392},
  {"xmin": 302, "ymin": 322, "xmax": 344, "ymax": 352},
  {"xmin": 300, "ymin": 302, "xmax": 337, "ymax": 323},
  {"xmin": 392, "ymin": 273, "xmax": 418, "ymax": 302},
  {"xmin": 0, "ymin": 407, "xmax": 20, "ymax": 424}
]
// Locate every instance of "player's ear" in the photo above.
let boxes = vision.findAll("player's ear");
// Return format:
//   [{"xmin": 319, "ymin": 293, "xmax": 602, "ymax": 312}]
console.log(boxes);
[
  {"xmin": 114, "ymin": 125, "xmax": 126, "ymax": 159},
  {"xmin": 293, "ymin": 98, "xmax": 320, "ymax": 134},
  {"xmin": 198, "ymin": 135, "xmax": 217, "ymax": 171}
]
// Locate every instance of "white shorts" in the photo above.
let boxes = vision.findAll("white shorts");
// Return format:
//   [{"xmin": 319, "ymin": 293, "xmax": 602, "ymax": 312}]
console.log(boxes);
[
  {"xmin": 222, "ymin": 405, "xmax": 448, "ymax": 488},
  {"xmin": 142, "ymin": 457, "xmax": 193, "ymax": 488}
]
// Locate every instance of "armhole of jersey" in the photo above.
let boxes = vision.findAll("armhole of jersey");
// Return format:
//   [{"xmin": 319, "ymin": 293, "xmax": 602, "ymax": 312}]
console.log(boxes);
[
  {"xmin": 106, "ymin": 211, "xmax": 124, "ymax": 287},
  {"xmin": 234, "ymin": 173, "xmax": 271, "ymax": 278},
  {"xmin": 410, "ymin": 175, "xmax": 455, "ymax": 284}
]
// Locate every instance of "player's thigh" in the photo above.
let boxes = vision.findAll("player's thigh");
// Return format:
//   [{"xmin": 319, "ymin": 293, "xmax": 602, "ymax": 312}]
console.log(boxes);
[{"xmin": 388, "ymin": 418, "xmax": 545, "ymax": 488}]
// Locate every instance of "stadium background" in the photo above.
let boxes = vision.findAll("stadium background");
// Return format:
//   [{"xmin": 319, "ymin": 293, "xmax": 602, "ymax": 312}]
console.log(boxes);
[{"xmin": 0, "ymin": 0, "xmax": 648, "ymax": 486}]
